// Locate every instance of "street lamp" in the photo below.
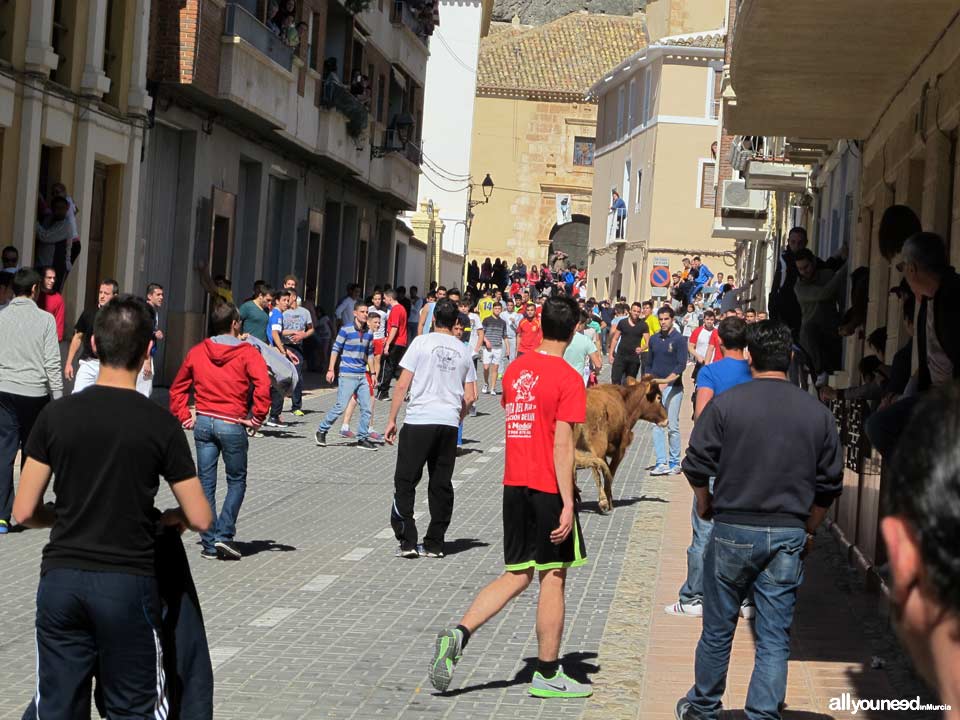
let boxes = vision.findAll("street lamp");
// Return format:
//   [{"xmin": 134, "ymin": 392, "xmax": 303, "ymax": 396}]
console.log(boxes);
[{"xmin": 463, "ymin": 173, "xmax": 494, "ymax": 285}]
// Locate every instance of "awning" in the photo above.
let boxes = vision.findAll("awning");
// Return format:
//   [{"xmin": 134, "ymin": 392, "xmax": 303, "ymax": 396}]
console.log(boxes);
[{"xmin": 726, "ymin": 0, "xmax": 960, "ymax": 138}]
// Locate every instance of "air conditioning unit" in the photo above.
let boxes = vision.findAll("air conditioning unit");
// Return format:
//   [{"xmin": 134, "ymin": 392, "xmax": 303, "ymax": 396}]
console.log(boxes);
[{"xmin": 721, "ymin": 180, "xmax": 766, "ymax": 212}]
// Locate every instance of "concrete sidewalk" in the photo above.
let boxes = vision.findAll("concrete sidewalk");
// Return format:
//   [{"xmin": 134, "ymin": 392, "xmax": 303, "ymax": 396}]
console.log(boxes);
[{"xmin": 582, "ymin": 403, "xmax": 937, "ymax": 720}]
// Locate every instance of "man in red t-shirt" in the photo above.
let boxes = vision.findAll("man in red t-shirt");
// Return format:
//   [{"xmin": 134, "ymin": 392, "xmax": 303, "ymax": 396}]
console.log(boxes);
[
  {"xmin": 516, "ymin": 302, "xmax": 542, "ymax": 356},
  {"xmin": 377, "ymin": 289, "xmax": 408, "ymax": 400},
  {"xmin": 37, "ymin": 267, "xmax": 65, "ymax": 341},
  {"xmin": 429, "ymin": 295, "xmax": 592, "ymax": 699}
]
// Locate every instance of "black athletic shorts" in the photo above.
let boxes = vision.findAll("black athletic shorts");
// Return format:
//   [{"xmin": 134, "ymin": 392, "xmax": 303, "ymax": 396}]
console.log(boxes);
[{"xmin": 502, "ymin": 486, "xmax": 587, "ymax": 572}]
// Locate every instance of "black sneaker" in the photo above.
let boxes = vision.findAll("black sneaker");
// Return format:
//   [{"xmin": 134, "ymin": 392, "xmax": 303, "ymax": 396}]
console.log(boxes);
[
  {"xmin": 215, "ymin": 540, "xmax": 242, "ymax": 560},
  {"xmin": 356, "ymin": 438, "xmax": 378, "ymax": 451},
  {"xmin": 200, "ymin": 548, "xmax": 218, "ymax": 560},
  {"xmin": 265, "ymin": 417, "xmax": 288, "ymax": 428},
  {"xmin": 315, "ymin": 430, "xmax": 327, "ymax": 447}
]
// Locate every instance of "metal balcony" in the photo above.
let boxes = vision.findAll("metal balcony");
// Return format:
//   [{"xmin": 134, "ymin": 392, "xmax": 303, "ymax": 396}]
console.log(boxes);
[
  {"xmin": 319, "ymin": 79, "xmax": 369, "ymax": 137},
  {"xmin": 224, "ymin": 3, "xmax": 293, "ymax": 72}
]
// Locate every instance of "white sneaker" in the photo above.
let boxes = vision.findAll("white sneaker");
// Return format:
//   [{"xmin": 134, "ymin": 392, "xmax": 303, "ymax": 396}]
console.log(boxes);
[
  {"xmin": 650, "ymin": 464, "xmax": 671, "ymax": 476},
  {"xmin": 739, "ymin": 603, "xmax": 756, "ymax": 620},
  {"xmin": 481, "ymin": 385, "xmax": 488, "ymax": 394},
  {"xmin": 664, "ymin": 600, "xmax": 703, "ymax": 617}
]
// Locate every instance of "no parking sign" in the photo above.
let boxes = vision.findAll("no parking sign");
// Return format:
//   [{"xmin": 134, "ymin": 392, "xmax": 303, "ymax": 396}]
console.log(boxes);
[{"xmin": 650, "ymin": 265, "xmax": 670, "ymax": 287}]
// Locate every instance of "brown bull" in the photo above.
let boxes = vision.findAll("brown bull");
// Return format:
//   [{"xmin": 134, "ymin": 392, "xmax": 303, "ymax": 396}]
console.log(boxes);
[{"xmin": 574, "ymin": 376, "xmax": 667, "ymax": 513}]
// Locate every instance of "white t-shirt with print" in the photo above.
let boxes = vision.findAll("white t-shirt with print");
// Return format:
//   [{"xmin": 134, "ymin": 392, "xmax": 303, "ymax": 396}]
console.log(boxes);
[{"xmin": 400, "ymin": 332, "xmax": 478, "ymax": 427}]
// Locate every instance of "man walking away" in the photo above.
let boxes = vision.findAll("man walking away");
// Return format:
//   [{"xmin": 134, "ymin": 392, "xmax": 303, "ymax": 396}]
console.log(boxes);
[
  {"xmin": 378, "ymin": 289, "xmax": 409, "ymax": 401},
  {"xmin": 64, "ymin": 279, "xmax": 119, "ymax": 392},
  {"xmin": 12, "ymin": 296, "xmax": 212, "ymax": 716},
  {"xmin": 429, "ymin": 295, "xmax": 591, "ymax": 699},
  {"xmin": 648, "ymin": 306, "xmax": 687, "ymax": 475},
  {"xmin": 136, "ymin": 282, "xmax": 164, "ymax": 398},
  {"xmin": 666, "ymin": 317, "xmax": 753, "ymax": 618},
  {"xmin": 169, "ymin": 300, "xmax": 271, "ymax": 560},
  {"xmin": 315, "ymin": 302, "xmax": 377, "ymax": 451},
  {"xmin": 676, "ymin": 321, "xmax": 843, "ymax": 720},
  {"xmin": 607, "ymin": 302, "xmax": 648, "ymax": 385},
  {"xmin": 282, "ymin": 293, "xmax": 314, "ymax": 416},
  {"xmin": 37, "ymin": 267, "xmax": 65, "ymax": 342},
  {"xmin": 0, "ymin": 269, "xmax": 63, "ymax": 534},
  {"xmin": 384, "ymin": 299, "xmax": 477, "ymax": 558},
  {"xmin": 481, "ymin": 301, "xmax": 508, "ymax": 394}
]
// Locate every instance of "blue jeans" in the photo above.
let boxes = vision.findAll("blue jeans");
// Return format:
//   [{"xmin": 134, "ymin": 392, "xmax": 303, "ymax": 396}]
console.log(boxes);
[
  {"xmin": 319, "ymin": 373, "xmax": 370, "ymax": 439},
  {"xmin": 652, "ymin": 384, "xmax": 683, "ymax": 468},
  {"xmin": 194, "ymin": 415, "xmax": 249, "ymax": 553},
  {"xmin": 687, "ymin": 522, "xmax": 807, "ymax": 720},
  {"xmin": 679, "ymin": 484, "xmax": 713, "ymax": 604}
]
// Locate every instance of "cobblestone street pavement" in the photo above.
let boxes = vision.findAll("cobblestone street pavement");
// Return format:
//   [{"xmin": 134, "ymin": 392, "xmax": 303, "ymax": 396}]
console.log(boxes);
[{"xmin": 0, "ymin": 382, "xmax": 659, "ymax": 720}]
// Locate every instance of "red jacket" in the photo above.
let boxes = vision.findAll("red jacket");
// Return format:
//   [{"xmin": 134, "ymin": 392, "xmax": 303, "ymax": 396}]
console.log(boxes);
[{"xmin": 169, "ymin": 338, "xmax": 271, "ymax": 427}]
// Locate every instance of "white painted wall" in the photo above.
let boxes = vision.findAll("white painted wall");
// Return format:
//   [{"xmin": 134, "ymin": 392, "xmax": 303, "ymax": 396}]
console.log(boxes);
[{"xmin": 412, "ymin": 0, "xmax": 484, "ymax": 256}]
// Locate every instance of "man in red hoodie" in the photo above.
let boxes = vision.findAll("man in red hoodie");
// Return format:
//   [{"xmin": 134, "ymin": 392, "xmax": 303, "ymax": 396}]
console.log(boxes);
[{"xmin": 170, "ymin": 301, "xmax": 271, "ymax": 561}]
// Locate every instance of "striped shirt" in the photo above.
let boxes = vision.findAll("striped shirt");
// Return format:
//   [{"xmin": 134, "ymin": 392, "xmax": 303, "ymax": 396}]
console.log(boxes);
[
  {"xmin": 481, "ymin": 316, "xmax": 507, "ymax": 348},
  {"xmin": 333, "ymin": 323, "xmax": 373, "ymax": 375}
]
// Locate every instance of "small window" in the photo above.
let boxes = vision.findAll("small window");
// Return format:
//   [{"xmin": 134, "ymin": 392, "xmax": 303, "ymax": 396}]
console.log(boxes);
[
  {"xmin": 627, "ymin": 78, "xmax": 637, "ymax": 130},
  {"xmin": 708, "ymin": 67, "xmax": 721, "ymax": 119},
  {"xmin": 642, "ymin": 68, "xmax": 652, "ymax": 124},
  {"xmin": 700, "ymin": 162, "xmax": 716, "ymax": 209},
  {"xmin": 616, "ymin": 86, "xmax": 625, "ymax": 139},
  {"xmin": 309, "ymin": 13, "xmax": 322, "ymax": 70},
  {"xmin": 635, "ymin": 169, "xmax": 643, "ymax": 212},
  {"xmin": 573, "ymin": 137, "xmax": 595, "ymax": 167}
]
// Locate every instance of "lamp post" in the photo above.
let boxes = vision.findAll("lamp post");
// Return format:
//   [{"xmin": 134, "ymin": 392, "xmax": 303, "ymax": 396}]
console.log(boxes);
[
  {"xmin": 462, "ymin": 173, "xmax": 494, "ymax": 286},
  {"xmin": 371, "ymin": 112, "xmax": 415, "ymax": 158}
]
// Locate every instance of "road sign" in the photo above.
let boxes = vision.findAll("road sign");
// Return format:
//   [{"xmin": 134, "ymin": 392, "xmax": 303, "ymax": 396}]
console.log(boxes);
[
  {"xmin": 650, "ymin": 287, "xmax": 668, "ymax": 298},
  {"xmin": 652, "ymin": 256, "xmax": 670, "ymax": 267},
  {"xmin": 650, "ymin": 265, "xmax": 670, "ymax": 287}
]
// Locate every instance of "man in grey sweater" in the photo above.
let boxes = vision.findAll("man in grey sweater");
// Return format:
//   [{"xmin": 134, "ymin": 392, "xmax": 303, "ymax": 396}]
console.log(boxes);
[{"xmin": 0, "ymin": 268, "xmax": 63, "ymax": 534}]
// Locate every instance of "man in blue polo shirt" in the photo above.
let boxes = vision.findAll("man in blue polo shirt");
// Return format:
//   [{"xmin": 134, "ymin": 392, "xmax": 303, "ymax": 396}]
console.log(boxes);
[
  {"xmin": 667, "ymin": 316, "xmax": 755, "ymax": 618},
  {"xmin": 315, "ymin": 302, "xmax": 377, "ymax": 451},
  {"xmin": 648, "ymin": 306, "xmax": 687, "ymax": 475}
]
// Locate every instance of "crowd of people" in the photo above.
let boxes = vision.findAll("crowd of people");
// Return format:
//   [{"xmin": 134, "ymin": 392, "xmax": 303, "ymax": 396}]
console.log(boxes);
[{"xmin": 0, "ymin": 221, "xmax": 958, "ymax": 718}]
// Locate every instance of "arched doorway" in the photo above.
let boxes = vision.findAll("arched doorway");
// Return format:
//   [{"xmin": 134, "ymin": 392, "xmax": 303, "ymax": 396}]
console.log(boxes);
[{"xmin": 548, "ymin": 214, "xmax": 590, "ymax": 269}]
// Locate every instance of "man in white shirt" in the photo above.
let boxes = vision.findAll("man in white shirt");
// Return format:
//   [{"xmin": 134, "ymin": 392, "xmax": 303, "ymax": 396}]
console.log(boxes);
[
  {"xmin": 335, "ymin": 283, "xmax": 361, "ymax": 329},
  {"xmin": 384, "ymin": 299, "xmax": 477, "ymax": 559},
  {"xmin": 499, "ymin": 298, "xmax": 521, "ymax": 377}
]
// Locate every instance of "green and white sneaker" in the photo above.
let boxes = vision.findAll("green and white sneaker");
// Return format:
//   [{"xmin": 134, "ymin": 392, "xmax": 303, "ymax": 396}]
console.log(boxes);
[
  {"xmin": 529, "ymin": 667, "xmax": 593, "ymax": 698},
  {"xmin": 428, "ymin": 628, "xmax": 464, "ymax": 692}
]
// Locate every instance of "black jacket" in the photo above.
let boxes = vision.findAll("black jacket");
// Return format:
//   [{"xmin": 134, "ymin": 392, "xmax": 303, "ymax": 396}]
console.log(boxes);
[
  {"xmin": 682, "ymin": 378, "xmax": 844, "ymax": 528},
  {"xmin": 917, "ymin": 268, "xmax": 960, "ymax": 391}
]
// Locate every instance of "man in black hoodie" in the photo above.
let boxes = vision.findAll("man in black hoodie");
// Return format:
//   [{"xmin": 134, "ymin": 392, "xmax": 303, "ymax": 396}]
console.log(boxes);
[{"xmin": 676, "ymin": 321, "xmax": 843, "ymax": 720}]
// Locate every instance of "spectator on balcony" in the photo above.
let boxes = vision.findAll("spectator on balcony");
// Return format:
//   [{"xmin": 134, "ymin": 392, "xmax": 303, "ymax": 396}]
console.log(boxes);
[
  {"xmin": 610, "ymin": 190, "xmax": 626, "ymax": 239},
  {"xmin": 881, "ymin": 384, "xmax": 960, "ymax": 712},
  {"xmin": 510, "ymin": 257, "xmax": 527, "ymax": 284},
  {"xmin": 467, "ymin": 260, "xmax": 479, "ymax": 290},
  {"xmin": 266, "ymin": 1, "xmax": 281, "ymax": 34},
  {"xmin": 866, "ymin": 232, "xmax": 960, "ymax": 457},
  {"xmin": 794, "ymin": 247, "xmax": 847, "ymax": 385},
  {"xmin": 35, "ymin": 196, "xmax": 80, "ymax": 294}
]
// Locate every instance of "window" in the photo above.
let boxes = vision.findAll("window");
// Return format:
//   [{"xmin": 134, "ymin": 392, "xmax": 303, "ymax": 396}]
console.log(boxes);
[
  {"xmin": 706, "ymin": 67, "xmax": 722, "ymax": 119},
  {"xmin": 635, "ymin": 169, "xmax": 643, "ymax": 212},
  {"xmin": 616, "ymin": 86, "xmax": 625, "ymax": 139},
  {"xmin": 573, "ymin": 137, "xmax": 595, "ymax": 167},
  {"xmin": 377, "ymin": 74, "xmax": 386, "ymax": 123},
  {"xmin": 699, "ymin": 161, "xmax": 716, "ymax": 209},
  {"xmin": 642, "ymin": 67, "xmax": 652, "ymax": 125},
  {"xmin": 627, "ymin": 78, "xmax": 637, "ymax": 131}
]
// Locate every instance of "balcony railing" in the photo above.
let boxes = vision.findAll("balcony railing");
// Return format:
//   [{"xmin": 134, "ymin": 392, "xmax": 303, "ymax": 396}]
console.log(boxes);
[
  {"xmin": 391, "ymin": 0, "xmax": 430, "ymax": 44},
  {"xmin": 224, "ymin": 2, "xmax": 294, "ymax": 72},
  {"xmin": 380, "ymin": 130, "xmax": 423, "ymax": 165},
  {"xmin": 606, "ymin": 211, "xmax": 627, "ymax": 245},
  {"xmin": 320, "ymin": 78, "xmax": 369, "ymax": 137}
]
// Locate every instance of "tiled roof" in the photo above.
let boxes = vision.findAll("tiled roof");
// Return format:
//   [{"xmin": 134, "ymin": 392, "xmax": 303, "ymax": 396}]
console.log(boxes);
[
  {"xmin": 657, "ymin": 29, "xmax": 726, "ymax": 49},
  {"xmin": 477, "ymin": 12, "xmax": 648, "ymax": 99}
]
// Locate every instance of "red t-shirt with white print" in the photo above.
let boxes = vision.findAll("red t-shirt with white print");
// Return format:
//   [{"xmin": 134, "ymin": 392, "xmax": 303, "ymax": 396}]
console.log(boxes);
[{"xmin": 502, "ymin": 352, "xmax": 586, "ymax": 494}]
